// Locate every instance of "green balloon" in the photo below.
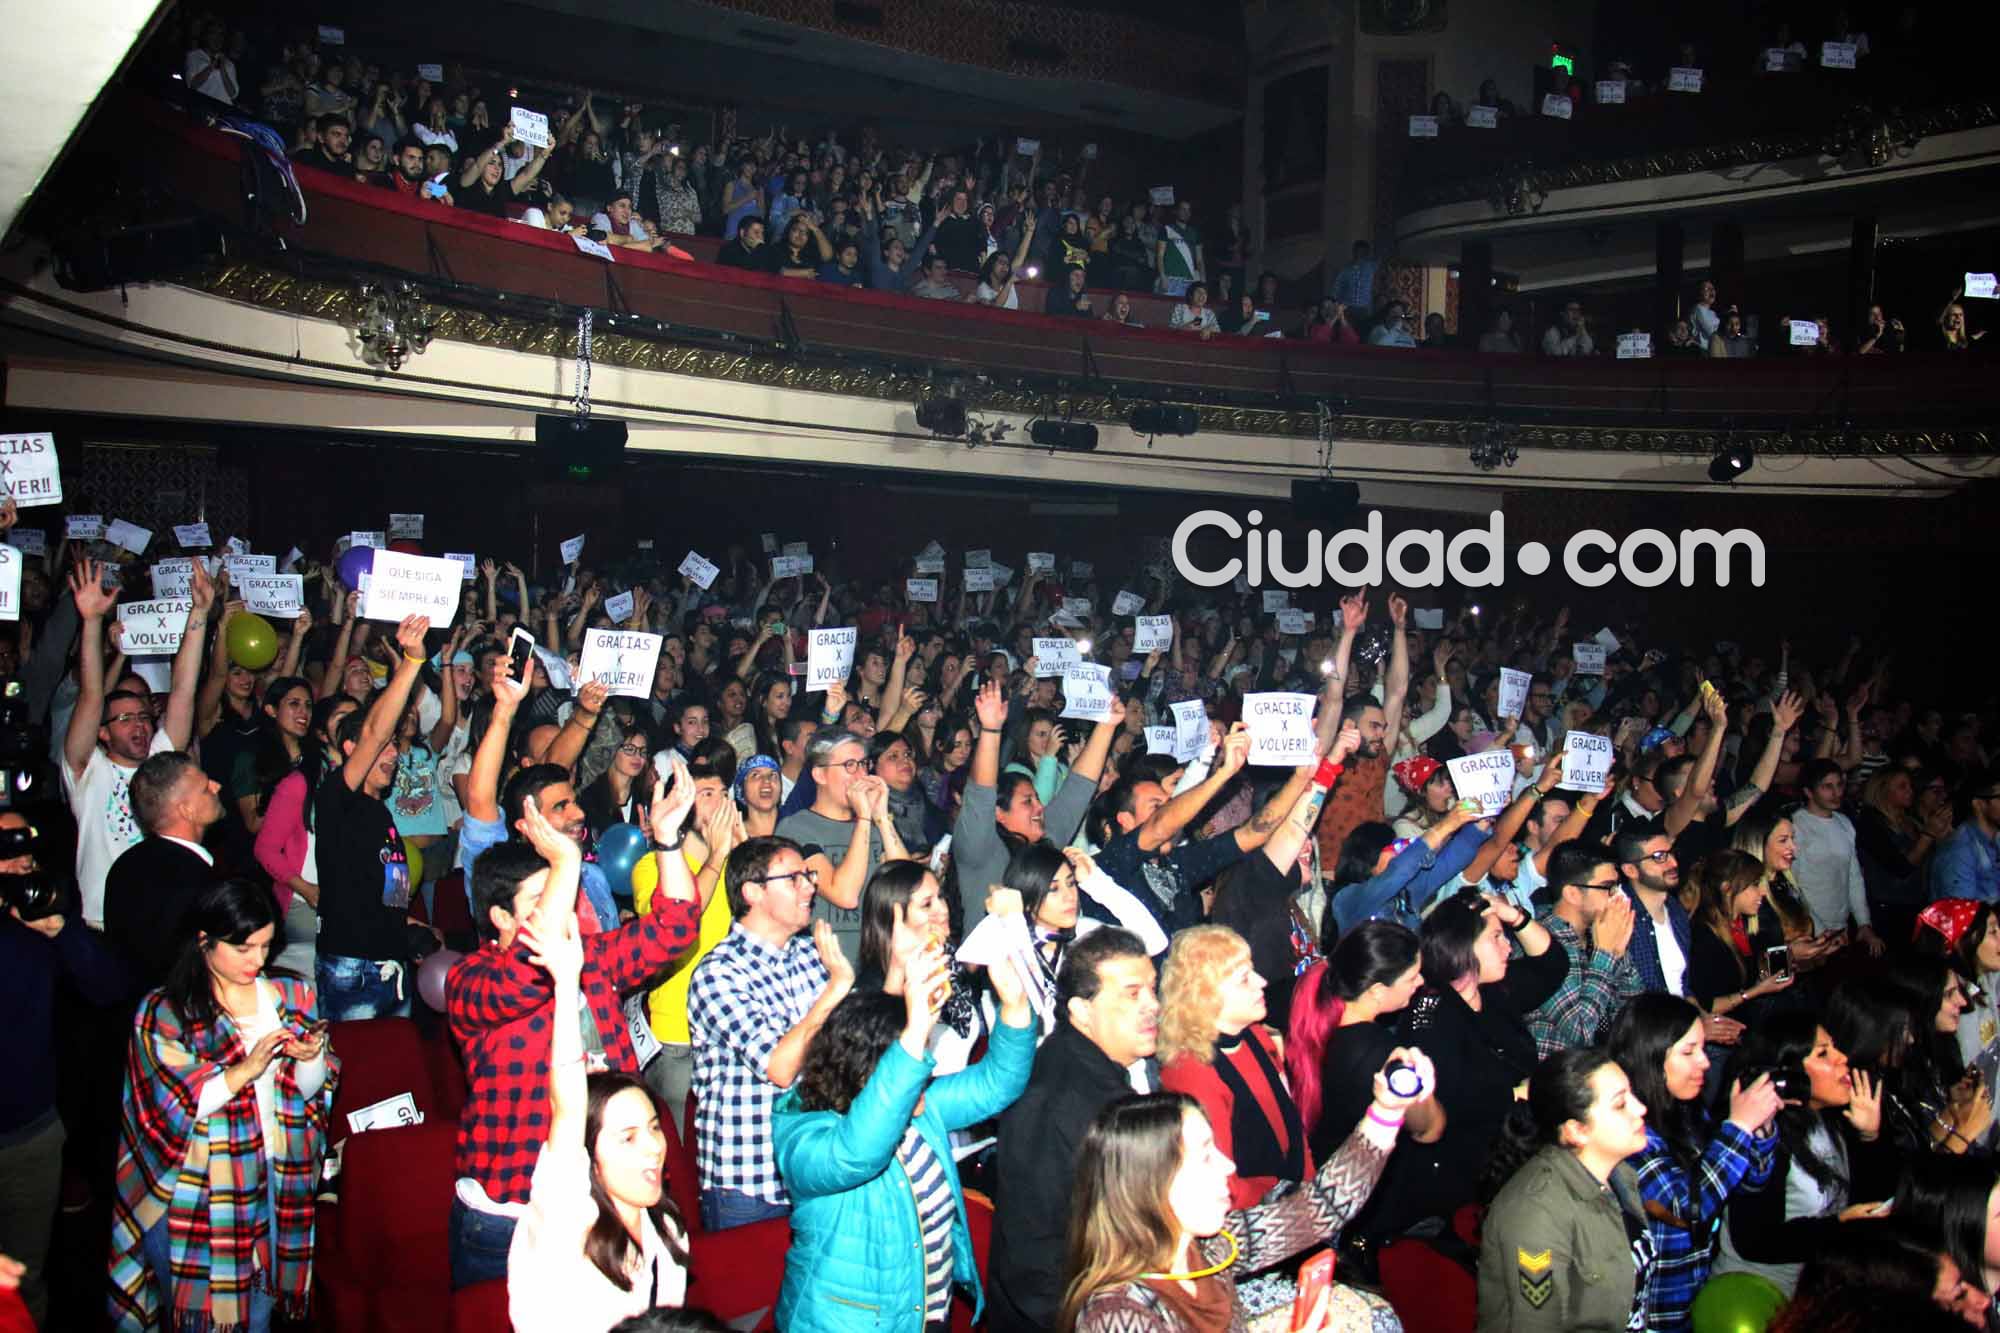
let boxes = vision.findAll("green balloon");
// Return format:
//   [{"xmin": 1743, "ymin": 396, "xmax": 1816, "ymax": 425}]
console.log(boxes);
[
  {"xmin": 1690, "ymin": 1272, "xmax": 1786, "ymax": 1333},
  {"xmin": 225, "ymin": 612, "xmax": 280, "ymax": 670}
]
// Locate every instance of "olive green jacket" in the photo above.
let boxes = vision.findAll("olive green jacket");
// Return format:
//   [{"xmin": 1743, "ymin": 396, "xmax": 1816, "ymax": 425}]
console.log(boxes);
[{"xmin": 1476, "ymin": 1145, "xmax": 1647, "ymax": 1332}]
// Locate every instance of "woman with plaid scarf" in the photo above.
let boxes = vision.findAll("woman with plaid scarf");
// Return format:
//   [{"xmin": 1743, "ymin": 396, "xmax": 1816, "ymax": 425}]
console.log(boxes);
[{"xmin": 109, "ymin": 879, "xmax": 339, "ymax": 1332}]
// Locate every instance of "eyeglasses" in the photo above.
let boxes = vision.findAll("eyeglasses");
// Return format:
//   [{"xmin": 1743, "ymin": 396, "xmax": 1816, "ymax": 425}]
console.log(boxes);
[
  {"xmin": 1570, "ymin": 878, "xmax": 1623, "ymax": 893},
  {"xmin": 1636, "ymin": 849, "xmax": 1675, "ymax": 864},
  {"xmin": 746, "ymin": 868, "xmax": 820, "ymax": 891},
  {"xmin": 104, "ymin": 713, "xmax": 152, "ymax": 727},
  {"xmin": 818, "ymin": 757, "xmax": 868, "ymax": 774},
  {"xmin": 617, "ymin": 743, "xmax": 649, "ymax": 757}
]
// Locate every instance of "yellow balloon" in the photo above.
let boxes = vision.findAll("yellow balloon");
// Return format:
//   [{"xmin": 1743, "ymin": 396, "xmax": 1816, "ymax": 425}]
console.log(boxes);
[
  {"xmin": 404, "ymin": 837, "xmax": 425, "ymax": 887},
  {"xmin": 631, "ymin": 848, "xmax": 659, "ymax": 904}
]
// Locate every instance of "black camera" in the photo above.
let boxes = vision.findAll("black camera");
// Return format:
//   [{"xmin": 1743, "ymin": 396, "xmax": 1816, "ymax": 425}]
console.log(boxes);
[
  {"xmin": 0, "ymin": 821, "xmax": 70, "ymax": 921},
  {"xmin": 1744, "ymin": 1064, "xmax": 1807, "ymax": 1102}
]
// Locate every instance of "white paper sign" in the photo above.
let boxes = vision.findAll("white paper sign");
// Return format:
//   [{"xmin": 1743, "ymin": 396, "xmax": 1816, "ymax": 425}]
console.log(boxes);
[
  {"xmin": 417, "ymin": 63, "xmax": 444, "ymax": 82},
  {"xmin": 1059, "ymin": 663, "xmax": 1113, "ymax": 722},
  {"xmin": 1276, "ymin": 609, "xmax": 1311, "ymax": 635},
  {"xmin": 580, "ymin": 629, "xmax": 662, "ymax": 699},
  {"xmin": 345, "ymin": 1093, "xmax": 423, "ymax": 1136},
  {"xmin": 1595, "ymin": 79, "xmax": 1626, "ymax": 104},
  {"xmin": 771, "ymin": 554, "xmax": 814, "ymax": 578},
  {"xmin": 317, "ymin": 24, "xmax": 345, "ymax": 45},
  {"xmin": 1616, "ymin": 332, "xmax": 1653, "ymax": 359},
  {"xmin": 118, "ymin": 597, "xmax": 193, "ymax": 653},
  {"xmin": 807, "ymin": 628, "xmax": 858, "ymax": 690},
  {"xmin": 1498, "ymin": 667, "xmax": 1531, "ymax": 720},
  {"xmin": 782, "ymin": 541, "xmax": 810, "ymax": 558},
  {"xmin": 1146, "ymin": 725, "xmax": 1178, "ymax": 756},
  {"xmin": 0, "ymin": 433, "xmax": 62, "ymax": 507},
  {"xmin": 1026, "ymin": 552, "xmax": 1055, "ymax": 574},
  {"xmin": 559, "ymin": 533, "xmax": 586, "ymax": 565},
  {"xmin": 678, "ymin": 550, "xmax": 719, "ymax": 589},
  {"xmin": 150, "ymin": 559, "xmax": 194, "ymax": 598},
  {"xmin": 446, "ymin": 552, "xmax": 477, "ymax": 581},
  {"xmin": 67, "ymin": 514, "xmax": 103, "ymax": 540},
  {"xmin": 362, "ymin": 549, "xmax": 462, "ymax": 623},
  {"xmin": 1149, "ymin": 186, "xmax": 1175, "ymax": 206},
  {"xmin": 1572, "ymin": 642, "xmax": 1607, "ymax": 675},
  {"xmin": 1821, "ymin": 41, "xmax": 1857, "ymax": 69},
  {"xmin": 224, "ymin": 535, "xmax": 250, "ymax": 556},
  {"xmin": 1788, "ymin": 319, "xmax": 1819, "ymax": 346},
  {"xmin": 912, "ymin": 555, "xmax": 944, "ymax": 575},
  {"xmin": 906, "ymin": 578, "xmax": 939, "ymax": 602},
  {"xmin": 173, "ymin": 523, "xmax": 212, "ymax": 549},
  {"xmin": 224, "ymin": 554, "xmax": 276, "ymax": 582},
  {"xmin": 533, "ymin": 647, "xmax": 573, "ymax": 691},
  {"xmin": 1134, "ymin": 615, "xmax": 1173, "ymax": 653},
  {"xmin": 1016, "ymin": 137, "xmax": 1040, "ymax": 156},
  {"xmin": 510, "ymin": 106, "xmax": 552, "ymax": 149},
  {"xmin": 604, "ymin": 590, "xmax": 635, "ymax": 623},
  {"xmin": 1965, "ymin": 273, "xmax": 1998, "ymax": 299},
  {"xmin": 761, "ymin": 532, "xmax": 778, "ymax": 554},
  {"xmin": 1561, "ymin": 731, "xmax": 1615, "ymax": 791},
  {"xmin": 350, "ymin": 530, "xmax": 384, "ymax": 550},
  {"xmin": 1169, "ymin": 699, "xmax": 1208, "ymax": 763},
  {"xmin": 1541, "ymin": 93, "xmax": 1573, "ymax": 119},
  {"xmin": 1083, "ymin": 143, "xmax": 1098, "ymax": 160},
  {"xmin": 964, "ymin": 548, "xmax": 991, "ymax": 568},
  {"xmin": 1032, "ymin": 637, "xmax": 1082, "ymax": 675},
  {"xmin": 1447, "ymin": 751, "xmax": 1518, "ymax": 815},
  {"xmin": 0, "ymin": 547, "xmax": 18, "ymax": 622},
  {"xmin": 240, "ymin": 573, "xmax": 303, "ymax": 617},
  {"xmin": 1764, "ymin": 48, "xmax": 1790, "ymax": 72},
  {"xmin": 1113, "ymin": 590, "xmax": 1145, "ymax": 616},
  {"xmin": 623, "ymin": 993, "xmax": 662, "ymax": 1066},
  {"xmin": 1242, "ymin": 692, "xmax": 1317, "ymax": 766},
  {"xmin": 1467, "ymin": 104, "xmax": 1499, "ymax": 128},
  {"xmin": 1061, "ymin": 597, "xmax": 1092, "ymax": 620},
  {"xmin": 6, "ymin": 528, "xmax": 45, "ymax": 558},
  {"xmin": 963, "ymin": 567, "xmax": 995, "ymax": 593},
  {"xmin": 105, "ymin": 519, "xmax": 152, "ymax": 554},
  {"xmin": 1593, "ymin": 627, "xmax": 1621, "ymax": 651},
  {"xmin": 1668, "ymin": 66, "xmax": 1704, "ymax": 92},
  {"xmin": 573, "ymin": 234, "xmax": 615, "ymax": 262},
  {"xmin": 1408, "ymin": 114, "xmax": 1439, "ymax": 138},
  {"xmin": 919, "ymin": 539, "xmax": 944, "ymax": 559},
  {"xmin": 389, "ymin": 513, "xmax": 424, "ymax": 539}
]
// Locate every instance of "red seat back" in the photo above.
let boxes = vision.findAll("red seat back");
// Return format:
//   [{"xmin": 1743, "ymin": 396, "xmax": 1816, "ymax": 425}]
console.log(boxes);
[
  {"xmin": 451, "ymin": 1278, "xmax": 510, "ymax": 1333},
  {"xmin": 687, "ymin": 1216, "xmax": 790, "ymax": 1330},
  {"xmin": 327, "ymin": 1018, "xmax": 437, "ymax": 1142},
  {"xmin": 656, "ymin": 1090, "xmax": 702, "ymax": 1236},
  {"xmin": 1379, "ymin": 1236, "xmax": 1477, "ymax": 1333},
  {"xmin": 430, "ymin": 870, "xmax": 476, "ymax": 936},
  {"xmin": 332, "ymin": 1120, "xmax": 457, "ymax": 1327},
  {"xmin": 950, "ymin": 1190, "xmax": 996, "ymax": 1333}
]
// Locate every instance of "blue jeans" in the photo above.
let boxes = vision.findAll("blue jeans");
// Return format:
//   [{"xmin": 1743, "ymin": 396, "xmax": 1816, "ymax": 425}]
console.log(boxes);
[
  {"xmin": 449, "ymin": 1196, "xmax": 516, "ymax": 1290},
  {"xmin": 699, "ymin": 1188, "xmax": 789, "ymax": 1232},
  {"xmin": 314, "ymin": 955, "xmax": 410, "ymax": 1022},
  {"xmin": 142, "ymin": 1212, "xmax": 273, "ymax": 1332}
]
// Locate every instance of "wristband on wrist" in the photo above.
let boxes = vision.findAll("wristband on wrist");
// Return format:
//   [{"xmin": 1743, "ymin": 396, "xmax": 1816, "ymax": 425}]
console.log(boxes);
[
  {"xmin": 652, "ymin": 833, "xmax": 684, "ymax": 852},
  {"xmin": 1366, "ymin": 1104, "xmax": 1406, "ymax": 1128}
]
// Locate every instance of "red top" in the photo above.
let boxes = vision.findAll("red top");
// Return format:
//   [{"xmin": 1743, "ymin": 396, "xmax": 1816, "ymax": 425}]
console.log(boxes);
[{"xmin": 1160, "ymin": 1025, "xmax": 1313, "ymax": 1211}]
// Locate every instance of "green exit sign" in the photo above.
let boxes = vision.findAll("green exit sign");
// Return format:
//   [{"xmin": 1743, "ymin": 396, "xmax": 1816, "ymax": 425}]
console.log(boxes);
[{"xmin": 1550, "ymin": 52, "xmax": 1573, "ymax": 74}]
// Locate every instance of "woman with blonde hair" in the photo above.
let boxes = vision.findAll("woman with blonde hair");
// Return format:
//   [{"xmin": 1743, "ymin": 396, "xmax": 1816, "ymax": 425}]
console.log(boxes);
[
  {"xmin": 1685, "ymin": 849, "xmax": 1797, "ymax": 1028},
  {"xmin": 1729, "ymin": 808, "xmax": 1841, "ymax": 970},
  {"xmin": 1057, "ymin": 1053, "xmax": 1425, "ymax": 1332},
  {"xmin": 1157, "ymin": 926, "xmax": 1310, "ymax": 1211}
]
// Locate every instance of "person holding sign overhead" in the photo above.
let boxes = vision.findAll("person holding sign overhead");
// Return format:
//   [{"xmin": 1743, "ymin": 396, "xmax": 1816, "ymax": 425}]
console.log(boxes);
[{"xmin": 63, "ymin": 558, "xmax": 210, "ymax": 929}]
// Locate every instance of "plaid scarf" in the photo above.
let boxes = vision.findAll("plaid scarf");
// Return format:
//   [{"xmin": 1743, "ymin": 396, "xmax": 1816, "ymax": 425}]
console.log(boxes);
[{"xmin": 109, "ymin": 977, "xmax": 339, "ymax": 1333}]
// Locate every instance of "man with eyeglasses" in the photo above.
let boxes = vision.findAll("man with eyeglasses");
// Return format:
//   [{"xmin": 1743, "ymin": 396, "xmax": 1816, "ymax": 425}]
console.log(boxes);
[
  {"xmin": 1526, "ymin": 842, "xmax": 1642, "ymax": 1057},
  {"xmin": 775, "ymin": 729, "xmax": 907, "ymax": 965},
  {"xmin": 1932, "ymin": 766, "xmax": 2000, "ymax": 903},
  {"xmin": 1612, "ymin": 818, "xmax": 1694, "ymax": 1000},
  {"xmin": 60, "ymin": 558, "xmax": 209, "ymax": 929},
  {"xmin": 687, "ymin": 835, "xmax": 854, "ymax": 1230}
]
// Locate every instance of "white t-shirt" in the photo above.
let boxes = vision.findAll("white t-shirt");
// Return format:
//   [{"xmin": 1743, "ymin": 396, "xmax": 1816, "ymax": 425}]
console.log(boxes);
[
  {"xmin": 508, "ymin": 1141, "xmax": 686, "ymax": 1333},
  {"xmin": 589, "ymin": 212, "xmax": 649, "ymax": 242},
  {"xmin": 974, "ymin": 281, "xmax": 1020, "ymax": 310},
  {"xmin": 184, "ymin": 50, "xmax": 238, "ymax": 103},
  {"xmin": 1652, "ymin": 902, "xmax": 1689, "ymax": 996},
  {"xmin": 65, "ymin": 730, "xmax": 176, "ymax": 926}
]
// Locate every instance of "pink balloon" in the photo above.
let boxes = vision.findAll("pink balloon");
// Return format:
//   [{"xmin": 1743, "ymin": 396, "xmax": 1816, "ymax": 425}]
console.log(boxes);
[{"xmin": 416, "ymin": 948, "xmax": 463, "ymax": 1013}]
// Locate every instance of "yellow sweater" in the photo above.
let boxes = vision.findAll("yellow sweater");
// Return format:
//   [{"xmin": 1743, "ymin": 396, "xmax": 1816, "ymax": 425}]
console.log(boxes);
[{"xmin": 634, "ymin": 849, "xmax": 734, "ymax": 1043}]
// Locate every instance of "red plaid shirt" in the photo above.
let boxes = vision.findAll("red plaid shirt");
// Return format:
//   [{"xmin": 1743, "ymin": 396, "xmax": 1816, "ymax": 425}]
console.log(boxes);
[{"xmin": 448, "ymin": 892, "xmax": 699, "ymax": 1203}]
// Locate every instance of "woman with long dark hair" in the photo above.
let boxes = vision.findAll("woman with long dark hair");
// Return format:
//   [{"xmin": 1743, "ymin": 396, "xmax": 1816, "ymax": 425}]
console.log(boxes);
[
  {"xmin": 1605, "ymin": 993, "xmax": 1781, "ymax": 1331},
  {"xmin": 990, "ymin": 841, "xmax": 1167, "ymax": 1039},
  {"xmin": 254, "ymin": 692, "xmax": 360, "ymax": 977},
  {"xmin": 1828, "ymin": 967, "xmax": 1987, "ymax": 1154},
  {"xmin": 1896, "ymin": 1154, "xmax": 2000, "ymax": 1328},
  {"xmin": 857, "ymin": 860, "xmax": 984, "ymax": 1076},
  {"xmin": 1916, "ymin": 898, "xmax": 2000, "ymax": 1072},
  {"xmin": 1765, "ymin": 1218, "xmax": 1984, "ymax": 1333},
  {"xmin": 774, "ymin": 929, "xmax": 1035, "ymax": 1330},
  {"xmin": 507, "ymin": 806, "xmax": 689, "ymax": 1330},
  {"xmin": 580, "ymin": 720, "xmax": 657, "ymax": 838},
  {"xmin": 1713, "ymin": 1014, "xmax": 1893, "ymax": 1295},
  {"xmin": 1685, "ymin": 848, "xmax": 1797, "ymax": 1026},
  {"xmin": 1476, "ymin": 1047, "xmax": 1651, "ymax": 1331},
  {"xmin": 109, "ymin": 879, "xmax": 338, "ymax": 1332},
  {"xmin": 1056, "ymin": 1057, "xmax": 1419, "ymax": 1331}
]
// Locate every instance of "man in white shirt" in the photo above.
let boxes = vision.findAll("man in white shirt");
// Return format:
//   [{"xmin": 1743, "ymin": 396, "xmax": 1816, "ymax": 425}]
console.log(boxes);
[
  {"xmin": 183, "ymin": 19, "xmax": 239, "ymax": 105},
  {"xmin": 1542, "ymin": 300, "xmax": 1596, "ymax": 356},
  {"xmin": 1614, "ymin": 819, "xmax": 1693, "ymax": 999},
  {"xmin": 61, "ymin": 559, "xmax": 208, "ymax": 928},
  {"xmin": 1790, "ymin": 758, "xmax": 1885, "ymax": 954}
]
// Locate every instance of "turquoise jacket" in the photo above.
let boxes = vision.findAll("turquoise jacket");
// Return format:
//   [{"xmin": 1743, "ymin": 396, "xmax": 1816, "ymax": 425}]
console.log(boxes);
[{"xmin": 772, "ymin": 1014, "xmax": 1036, "ymax": 1332}]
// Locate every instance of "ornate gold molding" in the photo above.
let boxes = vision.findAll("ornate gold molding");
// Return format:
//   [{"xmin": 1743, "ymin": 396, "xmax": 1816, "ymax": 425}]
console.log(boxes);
[{"xmin": 185, "ymin": 263, "xmax": 1994, "ymax": 459}]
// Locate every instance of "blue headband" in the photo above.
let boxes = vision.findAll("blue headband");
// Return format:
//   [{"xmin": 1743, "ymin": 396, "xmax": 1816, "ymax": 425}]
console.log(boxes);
[{"xmin": 733, "ymin": 753, "xmax": 780, "ymax": 801}]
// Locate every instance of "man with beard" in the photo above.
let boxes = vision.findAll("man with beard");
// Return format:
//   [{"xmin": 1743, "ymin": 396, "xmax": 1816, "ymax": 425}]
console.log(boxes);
[
  {"xmin": 378, "ymin": 138, "xmax": 427, "ymax": 196},
  {"xmin": 1313, "ymin": 591, "xmax": 1410, "ymax": 880},
  {"xmin": 1612, "ymin": 819, "xmax": 1692, "ymax": 998},
  {"xmin": 292, "ymin": 114, "xmax": 353, "ymax": 174}
]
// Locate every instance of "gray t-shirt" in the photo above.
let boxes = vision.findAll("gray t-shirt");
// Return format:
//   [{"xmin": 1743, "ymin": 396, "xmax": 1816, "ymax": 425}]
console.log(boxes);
[
  {"xmin": 775, "ymin": 806, "xmax": 882, "ymax": 965},
  {"xmin": 951, "ymin": 766, "xmax": 1098, "ymax": 935}
]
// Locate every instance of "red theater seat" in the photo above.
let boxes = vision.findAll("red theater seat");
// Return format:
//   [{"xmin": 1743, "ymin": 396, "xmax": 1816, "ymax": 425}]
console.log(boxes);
[
  {"xmin": 327, "ymin": 1018, "xmax": 438, "ymax": 1143},
  {"xmin": 317, "ymin": 1120, "xmax": 457, "ymax": 1333}
]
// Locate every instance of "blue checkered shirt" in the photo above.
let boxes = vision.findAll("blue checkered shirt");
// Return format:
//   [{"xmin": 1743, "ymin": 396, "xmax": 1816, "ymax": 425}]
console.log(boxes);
[
  {"xmin": 1623, "ymin": 884, "xmax": 1693, "ymax": 997},
  {"xmin": 688, "ymin": 923, "xmax": 830, "ymax": 1205},
  {"xmin": 1629, "ymin": 1121, "xmax": 1775, "ymax": 1331}
]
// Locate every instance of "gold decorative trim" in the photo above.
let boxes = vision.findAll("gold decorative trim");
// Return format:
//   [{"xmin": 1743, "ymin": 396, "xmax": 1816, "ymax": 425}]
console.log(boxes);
[{"xmin": 184, "ymin": 263, "xmax": 1995, "ymax": 459}]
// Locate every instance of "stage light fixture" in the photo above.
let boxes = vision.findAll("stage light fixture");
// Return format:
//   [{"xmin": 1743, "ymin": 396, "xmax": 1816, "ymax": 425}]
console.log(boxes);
[
  {"xmin": 1129, "ymin": 404, "xmax": 1198, "ymax": 436},
  {"xmin": 916, "ymin": 397, "xmax": 968, "ymax": 438},
  {"xmin": 1708, "ymin": 442, "xmax": 1755, "ymax": 482},
  {"xmin": 1029, "ymin": 419, "xmax": 1098, "ymax": 451}
]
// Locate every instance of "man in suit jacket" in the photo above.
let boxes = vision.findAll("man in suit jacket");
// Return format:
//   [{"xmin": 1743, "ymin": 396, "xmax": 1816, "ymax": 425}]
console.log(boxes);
[{"xmin": 103, "ymin": 751, "xmax": 225, "ymax": 990}]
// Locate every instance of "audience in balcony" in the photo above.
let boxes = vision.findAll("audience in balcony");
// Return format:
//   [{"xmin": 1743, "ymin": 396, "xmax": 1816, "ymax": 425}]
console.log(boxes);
[
  {"xmin": 1708, "ymin": 308, "xmax": 1755, "ymax": 358},
  {"xmin": 1368, "ymin": 301, "xmax": 1419, "ymax": 348},
  {"xmin": 291, "ymin": 115, "xmax": 353, "ymax": 175},
  {"xmin": 1309, "ymin": 299, "xmax": 1362, "ymax": 345},
  {"xmin": 817, "ymin": 238, "xmax": 867, "ymax": 288},
  {"xmin": 1691, "ymin": 281, "xmax": 1722, "ymax": 352},
  {"xmin": 1232, "ymin": 295, "xmax": 1273, "ymax": 338},
  {"xmin": 765, "ymin": 215, "xmax": 834, "ymax": 279},
  {"xmin": 1475, "ymin": 307, "xmax": 1519, "ymax": 354},
  {"xmin": 715, "ymin": 216, "xmax": 768, "ymax": 269},
  {"xmin": 1419, "ymin": 312, "xmax": 1451, "ymax": 350},
  {"xmin": 1858, "ymin": 305, "xmax": 1907, "ymax": 354},
  {"xmin": 1542, "ymin": 300, "xmax": 1596, "ymax": 357},
  {"xmin": 911, "ymin": 254, "xmax": 965, "ymax": 302},
  {"xmin": 413, "ymin": 97, "xmax": 458, "ymax": 155},
  {"xmin": 456, "ymin": 129, "xmax": 552, "ymax": 217},
  {"xmin": 1046, "ymin": 265, "xmax": 1095, "ymax": 317},
  {"xmin": 1663, "ymin": 320, "xmax": 1702, "ymax": 356},
  {"xmin": 973, "ymin": 236, "xmax": 1034, "ymax": 310},
  {"xmin": 520, "ymin": 194, "xmax": 587, "ymax": 236},
  {"xmin": 1101, "ymin": 291, "xmax": 1144, "ymax": 327},
  {"xmin": 721, "ymin": 160, "xmax": 762, "ymax": 241},
  {"xmin": 1332, "ymin": 240, "xmax": 1380, "ymax": 324},
  {"xmin": 1938, "ymin": 285, "xmax": 1987, "ymax": 351},
  {"xmin": 1154, "ymin": 199, "xmax": 1206, "ymax": 298},
  {"xmin": 1169, "ymin": 281, "xmax": 1221, "ymax": 337}
]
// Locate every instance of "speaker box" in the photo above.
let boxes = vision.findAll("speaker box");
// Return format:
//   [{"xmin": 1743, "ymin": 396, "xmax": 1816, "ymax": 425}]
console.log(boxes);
[
  {"xmin": 536, "ymin": 414, "xmax": 627, "ymax": 479},
  {"xmin": 1291, "ymin": 479, "xmax": 1360, "ymax": 526},
  {"xmin": 53, "ymin": 218, "xmax": 229, "ymax": 292}
]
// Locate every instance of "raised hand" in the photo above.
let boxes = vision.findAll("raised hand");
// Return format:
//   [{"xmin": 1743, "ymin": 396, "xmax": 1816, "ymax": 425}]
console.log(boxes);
[
  {"xmin": 1727, "ymin": 1073, "xmax": 1783, "ymax": 1135},
  {"xmin": 1218, "ymin": 722, "xmax": 1252, "ymax": 775},
  {"xmin": 973, "ymin": 679, "xmax": 1007, "ymax": 731},
  {"xmin": 1772, "ymin": 690, "xmax": 1805, "ymax": 732},
  {"xmin": 813, "ymin": 918, "xmax": 855, "ymax": 990},
  {"xmin": 519, "ymin": 898, "xmax": 583, "ymax": 987},
  {"xmin": 1339, "ymin": 589, "xmax": 1367, "ymax": 632},
  {"xmin": 1386, "ymin": 593, "xmax": 1408, "ymax": 628},
  {"xmin": 394, "ymin": 615, "xmax": 430, "ymax": 658},
  {"xmin": 519, "ymin": 791, "xmax": 582, "ymax": 870},
  {"xmin": 70, "ymin": 560, "xmax": 117, "ymax": 619},
  {"xmin": 1844, "ymin": 1068, "xmax": 1881, "ymax": 1137},
  {"xmin": 1590, "ymin": 889, "xmax": 1634, "ymax": 957},
  {"xmin": 1372, "ymin": 1046, "xmax": 1436, "ymax": 1114},
  {"xmin": 189, "ymin": 558, "xmax": 216, "ymax": 614},
  {"xmin": 649, "ymin": 752, "xmax": 697, "ymax": 844}
]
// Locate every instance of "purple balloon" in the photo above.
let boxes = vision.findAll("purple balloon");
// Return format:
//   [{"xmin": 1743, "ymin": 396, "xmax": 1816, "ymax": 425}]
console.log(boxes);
[
  {"xmin": 416, "ymin": 948, "xmax": 463, "ymax": 1013},
  {"xmin": 336, "ymin": 544, "xmax": 376, "ymax": 591}
]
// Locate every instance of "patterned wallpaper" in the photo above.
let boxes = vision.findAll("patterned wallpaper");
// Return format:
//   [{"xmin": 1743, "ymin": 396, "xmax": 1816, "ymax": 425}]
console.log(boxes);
[{"xmin": 690, "ymin": 0, "xmax": 1240, "ymax": 100}]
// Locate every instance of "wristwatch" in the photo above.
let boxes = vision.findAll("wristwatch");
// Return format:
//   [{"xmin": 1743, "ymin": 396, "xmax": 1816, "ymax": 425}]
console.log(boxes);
[{"xmin": 651, "ymin": 832, "xmax": 685, "ymax": 853}]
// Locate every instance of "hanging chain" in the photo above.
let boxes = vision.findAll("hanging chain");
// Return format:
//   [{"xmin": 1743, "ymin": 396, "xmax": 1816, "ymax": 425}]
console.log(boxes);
[{"xmin": 573, "ymin": 310, "xmax": 594, "ymax": 420}]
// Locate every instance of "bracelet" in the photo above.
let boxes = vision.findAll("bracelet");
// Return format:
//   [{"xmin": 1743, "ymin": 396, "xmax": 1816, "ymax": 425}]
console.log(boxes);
[
  {"xmin": 651, "ymin": 834, "xmax": 685, "ymax": 853},
  {"xmin": 1366, "ymin": 1104, "xmax": 1406, "ymax": 1128},
  {"xmin": 403, "ymin": 650, "xmax": 426, "ymax": 663}
]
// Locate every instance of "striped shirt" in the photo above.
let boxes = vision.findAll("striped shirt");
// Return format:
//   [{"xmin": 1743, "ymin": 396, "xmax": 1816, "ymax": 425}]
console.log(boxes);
[{"xmin": 897, "ymin": 1127, "xmax": 955, "ymax": 1321}]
